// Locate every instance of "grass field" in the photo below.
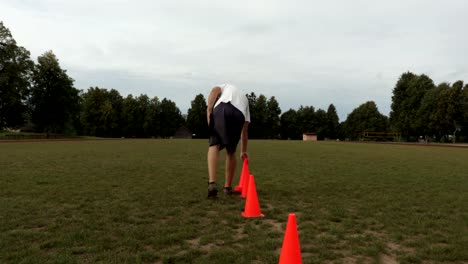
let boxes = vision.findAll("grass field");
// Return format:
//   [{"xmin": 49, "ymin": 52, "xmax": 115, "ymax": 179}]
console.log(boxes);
[{"xmin": 1, "ymin": 140, "xmax": 467, "ymax": 264}]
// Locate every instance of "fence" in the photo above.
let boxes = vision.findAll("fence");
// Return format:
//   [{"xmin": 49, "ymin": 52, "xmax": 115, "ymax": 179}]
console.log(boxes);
[{"xmin": 362, "ymin": 131, "xmax": 401, "ymax": 141}]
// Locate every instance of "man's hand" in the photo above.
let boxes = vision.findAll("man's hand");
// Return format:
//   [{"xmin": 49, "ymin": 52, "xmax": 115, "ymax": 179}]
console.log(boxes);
[{"xmin": 240, "ymin": 151, "xmax": 248, "ymax": 161}]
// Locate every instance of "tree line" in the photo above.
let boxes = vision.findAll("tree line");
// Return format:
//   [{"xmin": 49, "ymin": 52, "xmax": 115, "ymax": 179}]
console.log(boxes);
[
  {"xmin": 2, "ymin": 21, "xmax": 468, "ymax": 142},
  {"xmin": 390, "ymin": 72, "xmax": 468, "ymax": 142}
]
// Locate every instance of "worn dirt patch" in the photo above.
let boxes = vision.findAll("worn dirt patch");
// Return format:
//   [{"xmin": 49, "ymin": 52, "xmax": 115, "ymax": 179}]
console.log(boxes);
[
  {"xmin": 380, "ymin": 253, "xmax": 399, "ymax": 264},
  {"xmin": 387, "ymin": 241, "xmax": 416, "ymax": 254},
  {"xmin": 233, "ymin": 226, "xmax": 245, "ymax": 240},
  {"xmin": 187, "ymin": 238, "xmax": 200, "ymax": 248},
  {"xmin": 263, "ymin": 218, "xmax": 284, "ymax": 234}
]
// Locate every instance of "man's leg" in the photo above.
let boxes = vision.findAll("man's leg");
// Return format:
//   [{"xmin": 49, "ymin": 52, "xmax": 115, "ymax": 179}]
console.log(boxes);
[
  {"xmin": 208, "ymin": 145, "xmax": 220, "ymax": 183},
  {"xmin": 225, "ymin": 151, "xmax": 237, "ymax": 188},
  {"xmin": 222, "ymin": 103, "xmax": 244, "ymax": 192}
]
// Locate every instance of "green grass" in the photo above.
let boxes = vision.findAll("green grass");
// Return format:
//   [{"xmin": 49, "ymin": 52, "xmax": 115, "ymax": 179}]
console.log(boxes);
[
  {"xmin": 0, "ymin": 132, "xmax": 90, "ymax": 140},
  {"xmin": 1, "ymin": 140, "xmax": 467, "ymax": 263}
]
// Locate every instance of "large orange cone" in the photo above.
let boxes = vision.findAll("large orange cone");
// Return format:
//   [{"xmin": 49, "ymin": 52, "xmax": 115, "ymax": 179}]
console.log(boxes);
[
  {"xmin": 241, "ymin": 175, "xmax": 264, "ymax": 218},
  {"xmin": 240, "ymin": 171, "xmax": 250, "ymax": 198},
  {"xmin": 279, "ymin": 213, "xmax": 302, "ymax": 264},
  {"xmin": 235, "ymin": 158, "xmax": 249, "ymax": 192}
]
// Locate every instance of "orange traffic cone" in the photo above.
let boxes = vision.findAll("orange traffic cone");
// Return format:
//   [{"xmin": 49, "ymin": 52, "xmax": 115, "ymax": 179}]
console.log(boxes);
[
  {"xmin": 240, "ymin": 166, "xmax": 251, "ymax": 198},
  {"xmin": 279, "ymin": 213, "xmax": 302, "ymax": 264},
  {"xmin": 235, "ymin": 158, "xmax": 249, "ymax": 192},
  {"xmin": 241, "ymin": 175, "xmax": 264, "ymax": 218}
]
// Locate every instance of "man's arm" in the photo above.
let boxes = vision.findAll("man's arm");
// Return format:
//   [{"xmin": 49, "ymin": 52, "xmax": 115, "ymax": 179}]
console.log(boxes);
[
  {"xmin": 240, "ymin": 122, "xmax": 249, "ymax": 160},
  {"xmin": 207, "ymin": 86, "xmax": 222, "ymax": 123}
]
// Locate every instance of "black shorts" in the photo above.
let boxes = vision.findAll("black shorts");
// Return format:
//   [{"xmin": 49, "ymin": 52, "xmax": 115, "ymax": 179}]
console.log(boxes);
[{"xmin": 209, "ymin": 102, "xmax": 245, "ymax": 153}]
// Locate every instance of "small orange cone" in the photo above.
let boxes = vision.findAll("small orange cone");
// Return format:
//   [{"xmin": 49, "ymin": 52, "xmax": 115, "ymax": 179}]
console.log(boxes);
[
  {"xmin": 235, "ymin": 158, "xmax": 249, "ymax": 192},
  {"xmin": 241, "ymin": 175, "xmax": 264, "ymax": 218},
  {"xmin": 279, "ymin": 213, "xmax": 302, "ymax": 264}
]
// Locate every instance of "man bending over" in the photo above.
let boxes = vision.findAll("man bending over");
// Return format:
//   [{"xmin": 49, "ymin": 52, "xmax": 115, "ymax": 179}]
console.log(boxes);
[{"xmin": 206, "ymin": 84, "xmax": 250, "ymax": 197}]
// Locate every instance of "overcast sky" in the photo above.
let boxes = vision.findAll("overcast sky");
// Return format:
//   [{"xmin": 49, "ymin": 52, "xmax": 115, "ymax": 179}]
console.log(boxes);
[{"xmin": 2, "ymin": 0, "xmax": 467, "ymax": 121}]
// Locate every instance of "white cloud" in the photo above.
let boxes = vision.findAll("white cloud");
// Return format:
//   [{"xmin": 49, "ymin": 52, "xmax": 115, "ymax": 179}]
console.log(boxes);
[{"xmin": 1, "ymin": 0, "xmax": 468, "ymax": 121}]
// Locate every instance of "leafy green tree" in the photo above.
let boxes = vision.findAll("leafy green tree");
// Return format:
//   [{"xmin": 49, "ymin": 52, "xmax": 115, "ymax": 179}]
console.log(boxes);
[
  {"xmin": 337, "ymin": 122, "xmax": 346, "ymax": 140},
  {"xmin": 417, "ymin": 81, "xmax": 466, "ymax": 142},
  {"xmin": 390, "ymin": 72, "xmax": 416, "ymax": 137},
  {"xmin": 145, "ymin": 97, "xmax": 161, "ymax": 138},
  {"xmin": 246, "ymin": 93, "xmax": 259, "ymax": 138},
  {"xmin": 29, "ymin": 51, "xmax": 80, "ymax": 134},
  {"xmin": 81, "ymin": 87, "xmax": 105, "ymax": 136},
  {"xmin": 435, "ymin": 81, "xmax": 463, "ymax": 141},
  {"xmin": 265, "ymin": 96, "xmax": 281, "ymax": 139},
  {"xmin": 326, "ymin": 104, "xmax": 339, "ymax": 139},
  {"xmin": 107, "ymin": 89, "xmax": 124, "ymax": 137},
  {"xmin": 409, "ymin": 74, "xmax": 436, "ymax": 136},
  {"xmin": 390, "ymin": 72, "xmax": 434, "ymax": 140},
  {"xmin": 447, "ymin": 81, "xmax": 464, "ymax": 135},
  {"xmin": 120, "ymin": 94, "xmax": 151, "ymax": 138},
  {"xmin": 280, "ymin": 109, "xmax": 300, "ymax": 139},
  {"xmin": 297, "ymin": 105, "xmax": 316, "ymax": 134},
  {"xmin": 343, "ymin": 101, "xmax": 388, "ymax": 140},
  {"xmin": 245, "ymin": 92, "xmax": 268, "ymax": 139},
  {"xmin": 314, "ymin": 108, "xmax": 328, "ymax": 140},
  {"xmin": 253, "ymin": 94, "xmax": 268, "ymax": 138},
  {"xmin": 0, "ymin": 21, "xmax": 34, "ymax": 129},
  {"xmin": 246, "ymin": 92, "xmax": 257, "ymax": 106},
  {"xmin": 135, "ymin": 94, "xmax": 151, "ymax": 137},
  {"xmin": 72, "ymin": 90, "xmax": 84, "ymax": 135},
  {"xmin": 81, "ymin": 87, "xmax": 123, "ymax": 137},
  {"xmin": 460, "ymin": 84, "xmax": 468, "ymax": 141},
  {"xmin": 186, "ymin": 94, "xmax": 208, "ymax": 138},
  {"xmin": 159, "ymin": 98, "xmax": 185, "ymax": 138},
  {"xmin": 121, "ymin": 95, "xmax": 139, "ymax": 137},
  {"xmin": 416, "ymin": 85, "xmax": 443, "ymax": 140}
]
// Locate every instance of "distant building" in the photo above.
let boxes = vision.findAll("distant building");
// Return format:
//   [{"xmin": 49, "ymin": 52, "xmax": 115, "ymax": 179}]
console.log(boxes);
[{"xmin": 303, "ymin": 133, "xmax": 317, "ymax": 141}]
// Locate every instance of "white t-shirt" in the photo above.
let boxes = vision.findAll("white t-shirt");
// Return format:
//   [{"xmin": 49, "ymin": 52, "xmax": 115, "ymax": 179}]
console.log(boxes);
[{"xmin": 214, "ymin": 84, "xmax": 251, "ymax": 122}]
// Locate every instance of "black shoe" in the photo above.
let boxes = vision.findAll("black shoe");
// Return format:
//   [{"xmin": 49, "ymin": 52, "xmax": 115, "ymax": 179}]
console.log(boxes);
[
  {"xmin": 223, "ymin": 186, "xmax": 241, "ymax": 195},
  {"xmin": 208, "ymin": 182, "xmax": 218, "ymax": 198}
]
